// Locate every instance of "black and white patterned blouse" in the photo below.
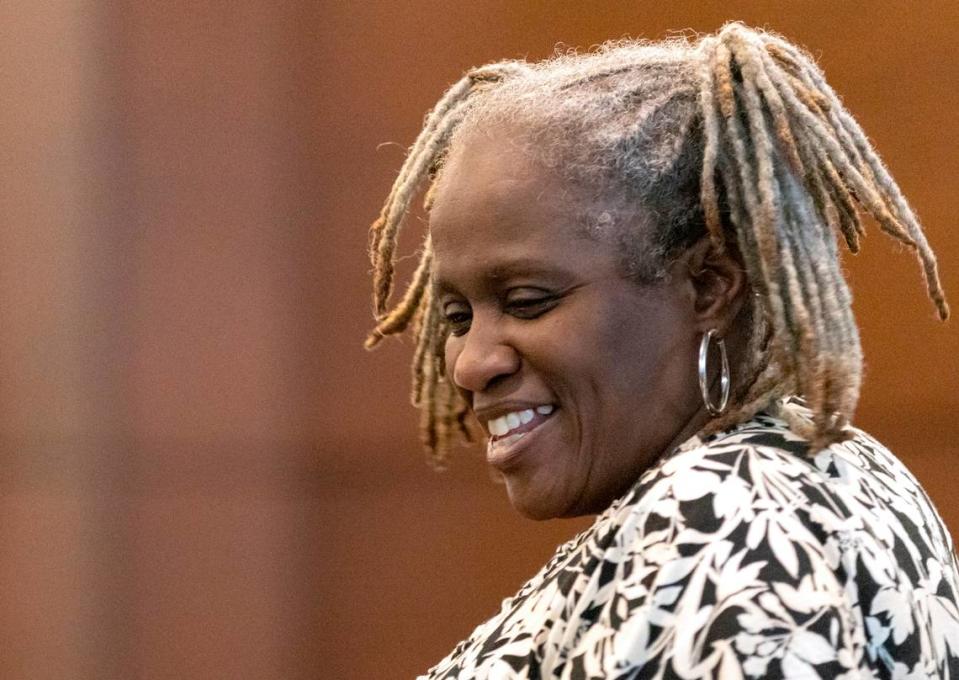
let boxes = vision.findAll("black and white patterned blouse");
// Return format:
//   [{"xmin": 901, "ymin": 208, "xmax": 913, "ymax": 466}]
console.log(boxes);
[{"xmin": 419, "ymin": 398, "xmax": 959, "ymax": 679}]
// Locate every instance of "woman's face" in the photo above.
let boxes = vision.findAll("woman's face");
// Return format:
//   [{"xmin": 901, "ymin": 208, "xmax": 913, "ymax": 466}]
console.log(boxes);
[{"xmin": 429, "ymin": 129, "xmax": 709, "ymax": 520}]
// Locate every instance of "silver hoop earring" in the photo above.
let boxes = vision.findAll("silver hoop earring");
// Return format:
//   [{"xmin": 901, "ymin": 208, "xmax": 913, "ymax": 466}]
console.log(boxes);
[{"xmin": 698, "ymin": 329, "xmax": 730, "ymax": 416}]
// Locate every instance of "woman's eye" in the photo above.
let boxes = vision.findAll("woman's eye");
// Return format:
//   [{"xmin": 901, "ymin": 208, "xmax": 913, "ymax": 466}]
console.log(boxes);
[
  {"xmin": 443, "ymin": 306, "xmax": 472, "ymax": 336},
  {"xmin": 506, "ymin": 295, "xmax": 557, "ymax": 319}
]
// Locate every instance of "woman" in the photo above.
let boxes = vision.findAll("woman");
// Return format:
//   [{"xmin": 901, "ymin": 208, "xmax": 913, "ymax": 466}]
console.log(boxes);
[{"xmin": 366, "ymin": 23, "xmax": 959, "ymax": 678}]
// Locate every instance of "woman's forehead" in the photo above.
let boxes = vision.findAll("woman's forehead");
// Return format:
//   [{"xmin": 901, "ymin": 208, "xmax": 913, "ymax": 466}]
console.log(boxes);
[{"xmin": 433, "ymin": 123, "xmax": 601, "ymax": 220}]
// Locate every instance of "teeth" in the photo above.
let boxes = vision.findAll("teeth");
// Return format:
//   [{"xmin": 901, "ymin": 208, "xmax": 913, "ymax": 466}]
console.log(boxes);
[
  {"xmin": 488, "ymin": 432, "xmax": 525, "ymax": 452},
  {"xmin": 490, "ymin": 418, "xmax": 508, "ymax": 437},
  {"xmin": 487, "ymin": 405, "xmax": 555, "ymax": 438}
]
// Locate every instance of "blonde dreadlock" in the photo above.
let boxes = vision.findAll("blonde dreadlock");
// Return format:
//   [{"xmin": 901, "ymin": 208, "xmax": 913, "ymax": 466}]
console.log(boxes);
[{"xmin": 367, "ymin": 22, "xmax": 949, "ymax": 467}]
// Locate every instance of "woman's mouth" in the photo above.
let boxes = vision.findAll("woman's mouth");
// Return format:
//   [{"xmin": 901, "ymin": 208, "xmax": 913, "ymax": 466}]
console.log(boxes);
[{"xmin": 486, "ymin": 404, "xmax": 557, "ymax": 469}]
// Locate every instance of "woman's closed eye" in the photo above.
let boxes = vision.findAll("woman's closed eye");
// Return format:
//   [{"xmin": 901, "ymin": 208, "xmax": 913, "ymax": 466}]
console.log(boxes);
[
  {"xmin": 505, "ymin": 293, "xmax": 559, "ymax": 319},
  {"xmin": 442, "ymin": 291, "xmax": 560, "ymax": 336}
]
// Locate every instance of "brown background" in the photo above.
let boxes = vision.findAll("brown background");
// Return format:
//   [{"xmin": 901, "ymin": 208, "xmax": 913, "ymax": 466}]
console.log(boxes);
[{"xmin": 1, "ymin": 1, "xmax": 957, "ymax": 678}]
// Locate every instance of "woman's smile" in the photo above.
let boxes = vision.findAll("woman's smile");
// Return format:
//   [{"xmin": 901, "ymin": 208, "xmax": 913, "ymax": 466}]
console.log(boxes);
[
  {"xmin": 485, "ymin": 403, "xmax": 555, "ymax": 438},
  {"xmin": 484, "ymin": 404, "xmax": 558, "ymax": 470}
]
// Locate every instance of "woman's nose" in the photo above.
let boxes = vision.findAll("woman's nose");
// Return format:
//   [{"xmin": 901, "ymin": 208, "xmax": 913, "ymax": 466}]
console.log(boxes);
[{"xmin": 450, "ymin": 322, "xmax": 520, "ymax": 394}]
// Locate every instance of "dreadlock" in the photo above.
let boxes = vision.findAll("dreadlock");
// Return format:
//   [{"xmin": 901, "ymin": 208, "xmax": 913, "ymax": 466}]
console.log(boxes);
[{"xmin": 366, "ymin": 22, "xmax": 949, "ymax": 467}]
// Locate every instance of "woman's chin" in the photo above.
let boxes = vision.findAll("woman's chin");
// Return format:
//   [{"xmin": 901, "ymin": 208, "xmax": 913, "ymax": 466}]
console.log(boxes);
[
  {"xmin": 504, "ymin": 478, "xmax": 571, "ymax": 521},
  {"xmin": 502, "ymin": 487, "xmax": 545, "ymax": 521}
]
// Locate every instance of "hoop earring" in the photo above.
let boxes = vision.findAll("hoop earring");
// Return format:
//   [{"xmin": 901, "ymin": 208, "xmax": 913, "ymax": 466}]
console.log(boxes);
[{"xmin": 698, "ymin": 329, "xmax": 730, "ymax": 416}]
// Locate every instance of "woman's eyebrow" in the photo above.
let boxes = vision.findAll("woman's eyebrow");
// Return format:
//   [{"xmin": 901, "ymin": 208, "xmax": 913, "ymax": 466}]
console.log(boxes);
[
  {"xmin": 482, "ymin": 258, "xmax": 571, "ymax": 281},
  {"xmin": 432, "ymin": 258, "xmax": 572, "ymax": 292}
]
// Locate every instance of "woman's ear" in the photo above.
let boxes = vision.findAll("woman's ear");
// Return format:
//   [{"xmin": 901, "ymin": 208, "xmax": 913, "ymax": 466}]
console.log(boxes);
[{"xmin": 675, "ymin": 236, "xmax": 748, "ymax": 336}]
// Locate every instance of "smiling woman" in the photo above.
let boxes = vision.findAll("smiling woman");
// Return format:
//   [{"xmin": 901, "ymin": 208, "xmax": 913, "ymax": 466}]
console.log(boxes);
[{"xmin": 365, "ymin": 22, "xmax": 959, "ymax": 679}]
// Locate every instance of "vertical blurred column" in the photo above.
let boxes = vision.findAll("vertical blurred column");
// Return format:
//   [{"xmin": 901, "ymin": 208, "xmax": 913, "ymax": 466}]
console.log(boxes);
[
  {"xmin": 106, "ymin": 1, "xmax": 318, "ymax": 678},
  {"xmin": 0, "ymin": 1, "xmax": 125, "ymax": 678}
]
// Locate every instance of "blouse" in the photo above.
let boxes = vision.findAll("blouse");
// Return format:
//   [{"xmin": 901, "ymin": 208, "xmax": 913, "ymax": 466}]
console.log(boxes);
[{"xmin": 419, "ymin": 398, "xmax": 959, "ymax": 679}]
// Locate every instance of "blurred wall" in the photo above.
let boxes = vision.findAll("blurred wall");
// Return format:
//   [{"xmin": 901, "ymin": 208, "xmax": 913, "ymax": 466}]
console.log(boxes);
[{"xmin": 0, "ymin": 1, "xmax": 956, "ymax": 678}]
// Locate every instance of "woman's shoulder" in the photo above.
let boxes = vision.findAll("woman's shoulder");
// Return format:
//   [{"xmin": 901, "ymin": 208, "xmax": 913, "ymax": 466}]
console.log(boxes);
[
  {"xmin": 627, "ymin": 397, "xmax": 928, "ymax": 505},
  {"xmin": 618, "ymin": 396, "xmax": 953, "ymax": 559},
  {"xmin": 603, "ymin": 394, "xmax": 959, "ymax": 627}
]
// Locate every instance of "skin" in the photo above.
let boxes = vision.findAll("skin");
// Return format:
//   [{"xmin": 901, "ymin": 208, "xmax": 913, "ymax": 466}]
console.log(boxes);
[{"xmin": 429, "ymin": 126, "xmax": 748, "ymax": 520}]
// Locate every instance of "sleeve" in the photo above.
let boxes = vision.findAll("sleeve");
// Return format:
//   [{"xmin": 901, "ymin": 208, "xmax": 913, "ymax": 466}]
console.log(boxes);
[{"xmin": 555, "ymin": 445, "xmax": 878, "ymax": 680}]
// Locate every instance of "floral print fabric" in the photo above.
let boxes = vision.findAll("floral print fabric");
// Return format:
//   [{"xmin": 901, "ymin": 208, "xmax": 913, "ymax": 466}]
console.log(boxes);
[{"xmin": 419, "ymin": 398, "xmax": 959, "ymax": 679}]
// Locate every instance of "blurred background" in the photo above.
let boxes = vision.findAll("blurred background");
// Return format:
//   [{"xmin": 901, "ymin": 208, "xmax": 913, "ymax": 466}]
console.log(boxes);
[{"xmin": 1, "ymin": 1, "xmax": 956, "ymax": 678}]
